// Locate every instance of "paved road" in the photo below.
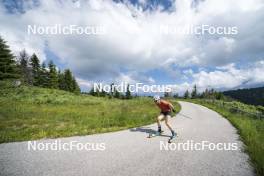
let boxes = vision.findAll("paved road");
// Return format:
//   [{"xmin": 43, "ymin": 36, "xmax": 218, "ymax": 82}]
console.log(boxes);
[{"xmin": 0, "ymin": 101, "xmax": 254, "ymax": 176}]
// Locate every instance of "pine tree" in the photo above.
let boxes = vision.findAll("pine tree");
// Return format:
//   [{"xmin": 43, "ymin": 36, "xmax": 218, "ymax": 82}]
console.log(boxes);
[
  {"xmin": 48, "ymin": 61, "xmax": 58, "ymax": 89},
  {"xmin": 61, "ymin": 69, "xmax": 81, "ymax": 93},
  {"xmin": 209, "ymin": 88, "xmax": 215, "ymax": 99},
  {"xmin": 173, "ymin": 93, "xmax": 179, "ymax": 98},
  {"xmin": 184, "ymin": 90, "xmax": 189, "ymax": 99},
  {"xmin": 110, "ymin": 83, "xmax": 121, "ymax": 98},
  {"xmin": 125, "ymin": 84, "xmax": 132, "ymax": 99},
  {"xmin": 191, "ymin": 84, "xmax": 197, "ymax": 98},
  {"xmin": 201, "ymin": 88, "xmax": 209, "ymax": 99},
  {"xmin": 72, "ymin": 77, "xmax": 80, "ymax": 94},
  {"xmin": 18, "ymin": 50, "xmax": 32, "ymax": 85},
  {"xmin": 29, "ymin": 53, "xmax": 41, "ymax": 86},
  {"xmin": 58, "ymin": 70, "xmax": 66, "ymax": 90},
  {"xmin": 215, "ymin": 92, "xmax": 224, "ymax": 100},
  {"xmin": 89, "ymin": 87, "xmax": 95, "ymax": 95},
  {"xmin": 0, "ymin": 36, "xmax": 19, "ymax": 80},
  {"xmin": 100, "ymin": 90, "xmax": 108, "ymax": 97},
  {"xmin": 114, "ymin": 88, "xmax": 121, "ymax": 98},
  {"xmin": 89, "ymin": 87, "xmax": 97, "ymax": 96},
  {"xmin": 64, "ymin": 69, "xmax": 74, "ymax": 92},
  {"xmin": 164, "ymin": 92, "xmax": 170, "ymax": 97},
  {"xmin": 110, "ymin": 83, "xmax": 114, "ymax": 98},
  {"xmin": 39, "ymin": 62, "xmax": 48, "ymax": 87}
]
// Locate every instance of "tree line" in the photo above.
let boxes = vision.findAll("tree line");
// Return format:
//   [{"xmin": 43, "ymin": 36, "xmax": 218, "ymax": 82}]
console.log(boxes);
[
  {"xmin": 223, "ymin": 87, "xmax": 264, "ymax": 106},
  {"xmin": 182, "ymin": 85, "xmax": 224, "ymax": 100},
  {"xmin": 90, "ymin": 83, "xmax": 223, "ymax": 100},
  {"xmin": 164, "ymin": 84, "xmax": 224, "ymax": 100},
  {"xmin": 0, "ymin": 36, "xmax": 80, "ymax": 93},
  {"xmin": 89, "ymin": 83, "xmax": 132, "ymax": 99}
]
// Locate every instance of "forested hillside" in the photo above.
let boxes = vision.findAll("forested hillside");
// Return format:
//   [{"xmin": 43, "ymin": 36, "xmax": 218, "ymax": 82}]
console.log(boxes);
[{"xmin": 223, "ymin": 87, "xmax": 264, "ymax": 106}]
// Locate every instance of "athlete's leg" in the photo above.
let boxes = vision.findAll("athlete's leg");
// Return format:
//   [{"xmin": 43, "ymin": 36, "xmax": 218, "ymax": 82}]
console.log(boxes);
[
  {"xmin": 165, "ymin": 115, "xmax": 175, "ymax": 136},
  {"xmin": 164, "ymin": 115, "xmax": 173, "ymax": 131},
  {"xmin": 157, "ymin": 114, "xmax": 164, "ymax": 132}
]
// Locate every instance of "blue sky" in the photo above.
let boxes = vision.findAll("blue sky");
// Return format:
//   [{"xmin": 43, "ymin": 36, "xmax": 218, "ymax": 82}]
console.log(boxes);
[
  {"xmin": 1, "ymin": 0, "xmax": 264, "ymax": 94},
  {"xmin": 114, "ymin": 0, "xmax": 175, "ymax": 11}
]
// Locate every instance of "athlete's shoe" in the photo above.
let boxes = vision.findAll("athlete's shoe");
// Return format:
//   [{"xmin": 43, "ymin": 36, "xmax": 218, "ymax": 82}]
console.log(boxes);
[{"xmin": 170, "ymin": 130, "xmax": 176, "ymax": 139}]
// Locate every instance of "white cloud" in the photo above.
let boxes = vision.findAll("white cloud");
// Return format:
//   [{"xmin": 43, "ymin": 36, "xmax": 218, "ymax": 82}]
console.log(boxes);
[
  {"xmin": 170, "ymin": 61, "xmax": 264, "ymax": 95},
  {"xmin": 114, "ymin": 71, "xmax": 156, "ymax": 84},
  {"xmin": 192, "ymin": 61, "xmax": 264, "ymax": 90},
  {"xmin": 0, "ymin": 0, "xmax": 264, "ymax": 90},
  {"xmin": 115, "ymin": 73, "xmax": 138, "ymax": 84},
  {"xmin": 170, "ymin": 82, "xmax": 192, "ymax": 94},
  {"xmin": 76, "ymin": 77, "xmax": 93, "ymax": 90}
]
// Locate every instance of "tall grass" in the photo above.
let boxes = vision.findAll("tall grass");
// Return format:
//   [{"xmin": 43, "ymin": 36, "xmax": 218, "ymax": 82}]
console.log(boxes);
[{"xmin": 0, "ymin": 84, "xmax": 180, "ymax": 143}]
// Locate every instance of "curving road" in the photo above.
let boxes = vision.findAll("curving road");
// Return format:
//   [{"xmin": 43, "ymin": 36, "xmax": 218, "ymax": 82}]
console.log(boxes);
[{"xmin": 0, "ymin": 101, "xmax": 254, "ymax": 176}]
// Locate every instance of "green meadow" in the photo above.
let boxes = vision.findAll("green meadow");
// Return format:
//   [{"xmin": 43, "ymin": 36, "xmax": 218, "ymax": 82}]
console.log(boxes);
[{"xmin": 0, "ymin": 82, "xmax": 180, "ymax": 143}]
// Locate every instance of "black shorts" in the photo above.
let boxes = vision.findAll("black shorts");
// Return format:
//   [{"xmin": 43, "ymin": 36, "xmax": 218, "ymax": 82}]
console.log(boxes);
[{"xmin": 160, "ymin": 111, "xmax": 171, "ymax": 116}]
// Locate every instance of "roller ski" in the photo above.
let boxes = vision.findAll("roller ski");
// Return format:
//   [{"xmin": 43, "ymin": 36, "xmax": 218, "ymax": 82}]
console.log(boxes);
[{"xmin": 148, "ymin": 130, "xmax": 164, "ymax": 138}]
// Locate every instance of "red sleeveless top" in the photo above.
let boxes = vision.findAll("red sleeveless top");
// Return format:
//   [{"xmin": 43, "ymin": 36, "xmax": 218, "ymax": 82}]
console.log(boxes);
[{"xmin": 156, "ymin": 100, "xmax": 171, "ymax": 112}]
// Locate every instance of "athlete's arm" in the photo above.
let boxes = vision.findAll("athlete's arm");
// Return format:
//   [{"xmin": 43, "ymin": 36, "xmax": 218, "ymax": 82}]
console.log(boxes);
[
  {"xmin": 169, "ymin": 102, "xmax": 175, "ymax": 112},
  {"xmin": 162, "ymin": 100, "xmax": 175, "ymax": 112}
]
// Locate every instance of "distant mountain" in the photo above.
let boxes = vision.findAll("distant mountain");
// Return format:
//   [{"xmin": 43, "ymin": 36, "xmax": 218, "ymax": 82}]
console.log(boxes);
[
  {"xmin": 223, "ymin": 87, "xmax": 264, "ymax": 106},
  {"xmin": 232, "ymin": 82, "xmax": 264, "ymax": 90}
]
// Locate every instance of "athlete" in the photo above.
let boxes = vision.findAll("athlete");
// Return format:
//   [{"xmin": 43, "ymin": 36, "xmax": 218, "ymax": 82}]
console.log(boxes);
[{"xmin": 153, "ymin": 95, "xmax": 176, "ymax": 138}]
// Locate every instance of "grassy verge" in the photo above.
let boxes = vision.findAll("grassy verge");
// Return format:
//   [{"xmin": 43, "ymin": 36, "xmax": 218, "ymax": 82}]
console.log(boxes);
[
  {"xmin": 0, "ymin": 84, "xmax": 180, "ymax": 143},
  {"xmin": 183, "ymin": 99, "xmax": 264, "ymax": 176}
]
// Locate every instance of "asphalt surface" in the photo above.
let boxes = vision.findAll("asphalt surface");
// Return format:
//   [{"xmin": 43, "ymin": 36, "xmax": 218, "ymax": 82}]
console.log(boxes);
[{"xmin": 0, "ymin": 101, "xmax": 254, "ymax": 176}]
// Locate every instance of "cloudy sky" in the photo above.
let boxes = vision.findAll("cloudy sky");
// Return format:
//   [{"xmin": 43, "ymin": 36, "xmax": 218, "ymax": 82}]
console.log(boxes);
[{"xmin": 1, "ymin": 0, "xmax": 264, "ymax": 94}]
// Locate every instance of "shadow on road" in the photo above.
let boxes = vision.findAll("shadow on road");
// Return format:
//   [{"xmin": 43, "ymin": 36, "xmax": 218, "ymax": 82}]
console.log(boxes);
[
  {"xmin": 178, "ymin": 113, "xmax": 192, "ymax": 119},
  {"xmin": 129, "ymin": 127, "xmax": 171, "ymax": 138}
]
